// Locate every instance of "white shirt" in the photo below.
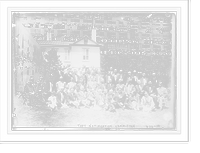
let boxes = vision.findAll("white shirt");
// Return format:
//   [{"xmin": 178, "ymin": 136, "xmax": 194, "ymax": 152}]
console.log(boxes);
[
  {"xmin": 141, "ymin": 77, "xmax": 147, "ymax": 86},
  {"xmin": 56, "ymin": 81, "xmax": 65, "ymax": 91},
  {"xmin": 157, "ymin": 87, "xmax": 168, "ymax": 96},
  {"xmin": 125, "ymin": 84, "xmax": 134, "ymax": 94},
  {"xmin": 48, "ymin": 96, "xmax": 57, "ymax": 109}
]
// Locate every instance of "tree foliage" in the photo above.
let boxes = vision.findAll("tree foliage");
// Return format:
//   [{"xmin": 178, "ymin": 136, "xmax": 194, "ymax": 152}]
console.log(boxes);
[{"xmin": 43, "ymin": 48, "xmax": 62, "ymax": 72}]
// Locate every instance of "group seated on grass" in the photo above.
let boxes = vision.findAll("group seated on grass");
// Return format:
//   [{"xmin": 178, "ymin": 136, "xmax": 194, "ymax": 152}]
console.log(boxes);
[{"xmin": 22, "ymin": 67, "xmax": 170, "ymax": 112}]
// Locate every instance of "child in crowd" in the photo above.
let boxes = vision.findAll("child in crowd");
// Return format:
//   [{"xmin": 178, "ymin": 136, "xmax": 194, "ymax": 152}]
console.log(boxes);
[
  {"xmin": 105, "ymin": 89, "xmax": 116, "ymax": 112},
  {"xmin": 128, "ymin": 92, "xmax": 140, "ymax": 110},
  {"xmin": 25, "ymin": 67, "xmax": 170, "ymax": 113},
  {"xmin": 47, "ymin": 92, "xmax": 58, "ymax": 111},
  {"xmin": 141, "ymin": 91, "xmax": 155, "ymax": 112}
]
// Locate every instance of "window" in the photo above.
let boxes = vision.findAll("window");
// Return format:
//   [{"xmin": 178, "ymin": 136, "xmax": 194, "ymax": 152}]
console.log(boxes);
[
  {"xmin": 22, "ymin": 36, "xmax": 24, "ymax": 48},
  {"xmin": 83, "ymin": 48, "xmax": 89, "ymax": 61}
]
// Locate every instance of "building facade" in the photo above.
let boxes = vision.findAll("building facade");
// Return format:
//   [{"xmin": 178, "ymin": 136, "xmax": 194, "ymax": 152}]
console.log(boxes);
[
  {"xmin": 37, "ymin": 36, "xmax": 100, "ymax": 69},
  {"xmin": 14, "ymin": 12, "xmax": 173, "ymax": 74},
  {"xmin": 13, "ymin": 16, "xmax": 41, "ymax": 92}
]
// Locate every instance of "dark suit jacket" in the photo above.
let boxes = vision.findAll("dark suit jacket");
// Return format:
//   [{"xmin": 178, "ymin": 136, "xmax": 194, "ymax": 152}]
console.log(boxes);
[{"xmin": 64, "ymin": 73, "xmax": 72, "ymax": 84}]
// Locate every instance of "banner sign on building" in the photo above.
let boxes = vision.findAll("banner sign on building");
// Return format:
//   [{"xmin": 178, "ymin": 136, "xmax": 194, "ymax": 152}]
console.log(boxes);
[{"xmin": 101, "ymin": 50, "xmax": 171, "ymax": 56}]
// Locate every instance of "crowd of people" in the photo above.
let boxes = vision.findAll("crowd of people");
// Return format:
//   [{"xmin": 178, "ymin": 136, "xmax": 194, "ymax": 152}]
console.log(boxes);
[{"xmin": 22, "ymin": 67, "xmax": 171, "ymax": 112}]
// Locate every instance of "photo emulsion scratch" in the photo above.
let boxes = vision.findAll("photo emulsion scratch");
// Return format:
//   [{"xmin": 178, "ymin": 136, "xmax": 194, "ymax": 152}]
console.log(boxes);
[{"xmin": 11, "ymin": 12, "xmax": 176, "ymax": 131}]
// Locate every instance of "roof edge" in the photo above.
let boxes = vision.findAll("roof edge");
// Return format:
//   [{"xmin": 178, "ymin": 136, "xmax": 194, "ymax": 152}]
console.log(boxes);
[{"xmin": 70, "ymin": 36, "xmax": 101, "ymax": 46}]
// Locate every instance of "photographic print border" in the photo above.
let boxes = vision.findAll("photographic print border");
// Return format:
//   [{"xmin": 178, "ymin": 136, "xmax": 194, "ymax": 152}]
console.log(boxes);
[{"xmin": 11, "ymin": 8, "xmax": 177, "ymax": 131}]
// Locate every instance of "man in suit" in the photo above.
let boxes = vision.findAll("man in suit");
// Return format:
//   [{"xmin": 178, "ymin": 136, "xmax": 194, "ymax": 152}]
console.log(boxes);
[
  {"xmin": 55, "ymin": 76, "xmax": 65, "ymax": 108},
  {"xmin": 118, "ymin": 70, "xmax": 125, "ymax": 84},
  {"xmin": 112, "ymin": 69, "xmax": 119, "ymax": 84},
  {"xmin": 108, "ymin": 67, "xmax": 113, "ymax": 76},
  {"xmin": 141, "ymin": 73, "xmax": 148, "ymax": 87},
  {"xmin": 144, "ymin": 81, "xmax": 158, "ymax": 108},
  {"xmin": 35, "ymin": 76, "xmax": 44, "ymax": 92},
  {"xmin": 150, "ymin": 72, "xmax": 159, "ymax": 89},
  {"xmin": 132, "ymin": 70, "xmax": 138, "ymax": 86},
  {"xmin": 63, "ymin": 71, "xmax": 72, "ymax": 84},
  {"xmin": 50, "ymin": 69, "xmax": 60, "ymax": 92},
  {"xmin": 157, "ymin": 82, "xmax": 168, "ymax": 110},
  {"xmin": 126, "ymin": 71, "xmax": 133, "ymax": 85}
]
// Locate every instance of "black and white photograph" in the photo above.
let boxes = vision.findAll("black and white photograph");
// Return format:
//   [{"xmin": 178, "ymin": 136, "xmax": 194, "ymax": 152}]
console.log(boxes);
[
  {"xmin": 10, "ymin": 11, "xmax": 177, "ymax": 131},
  {"xmin": 0, "ymin": 0, "xmax": 192, "ymax": 146}
]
